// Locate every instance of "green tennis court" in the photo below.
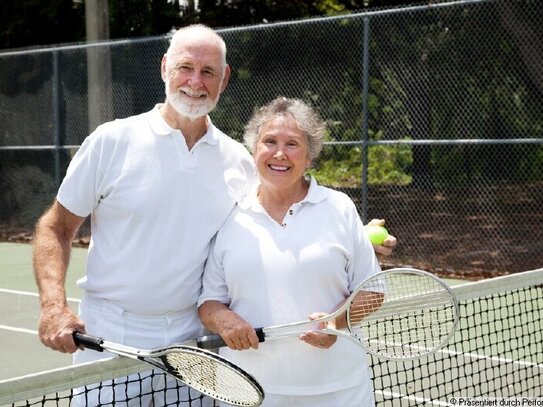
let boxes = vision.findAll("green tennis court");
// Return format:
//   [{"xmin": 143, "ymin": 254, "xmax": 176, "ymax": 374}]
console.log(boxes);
[{"xmin": 0, "ymin": 243, "xmax": 87, "ymax": 381}]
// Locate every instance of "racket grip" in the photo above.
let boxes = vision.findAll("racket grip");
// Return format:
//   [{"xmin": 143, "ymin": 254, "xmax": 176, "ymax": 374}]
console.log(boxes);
[
  {"xmin": 197, "ymin": 328, "xmax": 266, "ymax": 349},
  {"xmin": 197, "ymin": 334, "xmax": 227, "ymax": 349},
  {"xmin": 73, "ymin": 332, "xmax": 105, "ymax": 352}
]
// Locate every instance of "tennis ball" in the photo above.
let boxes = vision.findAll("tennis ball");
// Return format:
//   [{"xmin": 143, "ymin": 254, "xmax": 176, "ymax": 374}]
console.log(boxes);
[{"xmin": 366, "ymin": 225, "xmax": 389, "ymax": 245}]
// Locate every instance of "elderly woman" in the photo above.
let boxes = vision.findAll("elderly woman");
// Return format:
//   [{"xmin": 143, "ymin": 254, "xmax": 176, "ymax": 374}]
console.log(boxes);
[{"xmin": 198, "ymin": 97, "xmax": 385, "ymax": 406}]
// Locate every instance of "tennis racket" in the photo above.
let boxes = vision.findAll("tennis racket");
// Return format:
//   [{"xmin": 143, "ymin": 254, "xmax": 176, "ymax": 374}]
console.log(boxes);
[
  {"xmin": 73, "ymin": 332, "xmax": 264, "ymax": 406},
  {"xmin": 200, "ymin": 268, "xmax": 459, "ymax": 360}
]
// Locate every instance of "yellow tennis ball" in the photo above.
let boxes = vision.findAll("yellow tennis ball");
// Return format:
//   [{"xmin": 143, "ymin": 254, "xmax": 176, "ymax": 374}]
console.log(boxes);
[{"xmin": 366, "ymin": 225, "xmax": 389, "ymax": 245}]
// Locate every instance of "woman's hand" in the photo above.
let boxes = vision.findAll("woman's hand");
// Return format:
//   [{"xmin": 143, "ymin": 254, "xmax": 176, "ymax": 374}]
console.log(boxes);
[{"xmin": 299, "ymin": 312, "xmax": 337, "ymax": 349}]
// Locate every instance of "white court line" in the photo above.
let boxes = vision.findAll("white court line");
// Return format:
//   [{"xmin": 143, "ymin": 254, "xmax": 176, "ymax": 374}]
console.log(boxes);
[
  {"xmin": 0, "ymin": 288, "xmax": 80, "ymax": 335},
  {"xmin": 376, "ymin": 389, "xmax": 449, "ymax": 406},
  {"xmin": 0, "ymin": 288, "xmax": 80, "ymax": 303},
  {"xmin": 368, "ymin": 337, "xmax": 543, "ymax": 370},
  {"xmin": 0, "ymin": 324, "xmax": 38, "ymax": 335},
  {"xmin": 438, "ymin": 345, "xmax": 543, "ymax": 369}
]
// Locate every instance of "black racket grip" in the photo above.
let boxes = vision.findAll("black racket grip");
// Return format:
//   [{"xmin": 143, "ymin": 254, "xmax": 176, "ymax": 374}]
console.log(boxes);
[
  {"xmin": 197, "ymin": 328, "xmax": 265, "ymax": 349},
  {"xmin": 73, "ymin": 332, "xmax": 105, "ymax": 352}
]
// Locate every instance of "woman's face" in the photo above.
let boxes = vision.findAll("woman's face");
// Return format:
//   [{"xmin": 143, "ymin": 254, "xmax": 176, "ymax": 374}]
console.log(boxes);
[{"xmin": 253, "ymin": 115, "xmax": 311, "ymax": 191}]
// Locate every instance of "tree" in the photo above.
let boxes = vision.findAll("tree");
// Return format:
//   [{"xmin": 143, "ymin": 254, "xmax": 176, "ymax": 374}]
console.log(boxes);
[{"xmin": 0, "ymin": 0, "xmax": 85, "ymax": 50}]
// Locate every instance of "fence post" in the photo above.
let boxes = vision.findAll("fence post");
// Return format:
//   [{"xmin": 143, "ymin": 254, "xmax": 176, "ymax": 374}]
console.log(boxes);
[
  {"xmin": 52, "ymin": 50, "xmax": 61, "ymax": 188},
  {"xmin": 361, "ymin": 16, "xmax": 370, "ymax": 223}
]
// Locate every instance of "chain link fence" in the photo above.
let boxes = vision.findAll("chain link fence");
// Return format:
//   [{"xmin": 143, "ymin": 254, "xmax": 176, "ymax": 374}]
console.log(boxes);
[{"xmin": 1, "ymin": 0, "xmax": 541, "ymax": 278}]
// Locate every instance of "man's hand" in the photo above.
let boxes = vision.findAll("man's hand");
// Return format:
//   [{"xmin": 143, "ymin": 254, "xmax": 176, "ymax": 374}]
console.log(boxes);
[
  {"xmin": 366, "ymin": 219, "xmax": 397, "ymax": 257},
  {"xmin": 38, "ymin": 304, "xmax": 85, "ymax": 353},
  {"xmin": 199, "ymin": 300, "xmax": 260, "ymax": 351}
]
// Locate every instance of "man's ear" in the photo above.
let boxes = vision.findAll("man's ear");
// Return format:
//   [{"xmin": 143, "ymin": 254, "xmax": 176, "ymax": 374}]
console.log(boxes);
[
  {"xmin": 161, "ymin": 54, "xmax": 168, "ymax": 82},
  {"xmin": 220, "ymin": 64, "xmax": 232, "ymax": 93}
]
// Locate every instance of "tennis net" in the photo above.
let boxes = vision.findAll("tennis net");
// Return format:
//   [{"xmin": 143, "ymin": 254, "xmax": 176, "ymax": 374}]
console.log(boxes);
[
  {"xmin": 370, "ymin": 267, "xmax": 543, "ymax": 405},
  {"xmin": 1, "ymin": 268, "xmax": 541, "ymax": 406}
]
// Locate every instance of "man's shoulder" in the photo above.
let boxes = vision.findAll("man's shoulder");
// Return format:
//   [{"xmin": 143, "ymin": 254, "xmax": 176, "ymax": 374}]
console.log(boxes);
[
  {"xmin": 97, "ymin": 110, "xmax": 151, "ymax": 133},
  {"xmin": 87, "ymin": 110, "xmax": 155, "ymax": 148},
  {"xmin": 212, "ymin": 125, "xmax": 252, "ymax": 159}
]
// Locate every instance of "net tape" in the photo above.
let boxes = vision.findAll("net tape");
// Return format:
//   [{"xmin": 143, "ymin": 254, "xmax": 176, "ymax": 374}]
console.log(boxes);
[{"xmin": 1, "ymin": 268, "xmax": 541, "ymax": 406}]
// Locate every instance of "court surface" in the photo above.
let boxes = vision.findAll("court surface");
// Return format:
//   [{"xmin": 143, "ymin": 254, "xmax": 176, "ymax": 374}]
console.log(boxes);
[{"xmin": 0, "ymin": 243, "xmax": 86, "ymax": 380}]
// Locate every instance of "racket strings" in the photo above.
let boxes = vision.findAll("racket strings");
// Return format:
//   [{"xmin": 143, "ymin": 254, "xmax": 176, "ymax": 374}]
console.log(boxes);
[
  {"xmin": 348, "ymin": 273, "xmax": 458, "ymax": 359},
  {"xmin": 348, "ymin": 292, "xmax": 455, "ymax": 320},
  {"xmin": 162, "ymin": 351, "xmax": 262, "ymax": 406}
]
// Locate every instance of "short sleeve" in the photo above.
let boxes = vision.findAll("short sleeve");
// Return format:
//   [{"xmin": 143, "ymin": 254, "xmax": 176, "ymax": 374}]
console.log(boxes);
[
  {"xmin": 198, "ymin": 235, "xmax": 230, "ymax": 307},
  {"xmin": 57, "ymin": 133, "xmax": 102, "ymax": 217}
]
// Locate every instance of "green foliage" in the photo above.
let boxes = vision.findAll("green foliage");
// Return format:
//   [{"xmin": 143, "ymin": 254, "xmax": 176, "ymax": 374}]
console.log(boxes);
[
  {"xmin": 309, "ymin": 141, "xmax": 413, "ymax": 188},
  {"xmin": 109, "ymin": 0, "xmax": 181, "ymax": 38}
]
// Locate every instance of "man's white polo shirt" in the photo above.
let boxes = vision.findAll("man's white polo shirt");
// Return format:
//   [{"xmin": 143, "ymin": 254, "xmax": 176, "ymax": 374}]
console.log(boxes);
[{"xmin": 58, "ymin": 105, "xmax": 256, "ymax": 315}]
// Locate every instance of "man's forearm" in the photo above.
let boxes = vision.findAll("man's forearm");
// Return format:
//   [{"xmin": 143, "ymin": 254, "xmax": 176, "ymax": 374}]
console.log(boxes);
[
  {"xmin": 33, "ymin": 219, "xmax": 71, "ymax": 309},
  {"xmin": 33, "ymin": 202, "xmax": 83, "ymax": 309}
]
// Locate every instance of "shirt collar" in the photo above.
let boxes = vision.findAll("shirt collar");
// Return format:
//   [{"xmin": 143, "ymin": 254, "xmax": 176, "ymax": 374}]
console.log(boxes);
[
  {"xmin": 148, "ymin": 104, "xmax": 219, "ymax": 146},
  {"xmin": 238, "ymin": 176, "xmax": 328, "ymax": 211}
]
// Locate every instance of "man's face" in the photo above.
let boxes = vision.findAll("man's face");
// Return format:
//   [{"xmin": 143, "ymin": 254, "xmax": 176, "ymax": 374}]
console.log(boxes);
[{"xmin": 162, "ymin": 37, "xmax": 230, "ymax": 119}]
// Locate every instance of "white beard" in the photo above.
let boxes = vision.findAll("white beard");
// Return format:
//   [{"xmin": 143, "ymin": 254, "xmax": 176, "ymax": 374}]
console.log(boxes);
[{"xmin": 165, "ymin": 83, "xmax": 218, "ymax": 119}]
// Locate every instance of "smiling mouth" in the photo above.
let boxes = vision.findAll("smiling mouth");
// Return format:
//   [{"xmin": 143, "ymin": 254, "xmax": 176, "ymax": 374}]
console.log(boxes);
[
  {"xmin": 180, "ymin": 89, "xmax": 207, "ymax": 99},
  {"xmin": 269, "ymin": 164, "xmax": 290, "ymax": 172}
]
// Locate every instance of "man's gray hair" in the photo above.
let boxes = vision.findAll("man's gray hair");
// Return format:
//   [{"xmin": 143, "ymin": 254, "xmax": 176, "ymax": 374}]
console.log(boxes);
[
  {"xmin": 167, "ymin": 24, "xmax": 227, "ymax": 67},
  {"xmin": 244, "ymin": 97, "xmax": 326, "ymax": 164}
]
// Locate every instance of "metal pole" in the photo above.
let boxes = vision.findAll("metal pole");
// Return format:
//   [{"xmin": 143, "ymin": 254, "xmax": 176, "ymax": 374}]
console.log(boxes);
[
  {"xmin": 52, "ymin": 50, "xmax": 61, "ymax": 188},
  {"xmin": 361, "ymin": 17, "xmax": 370, "ymax": 224}
]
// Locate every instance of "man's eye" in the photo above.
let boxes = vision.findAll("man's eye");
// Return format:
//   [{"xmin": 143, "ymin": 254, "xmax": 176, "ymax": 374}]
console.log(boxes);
[
  {"xmin": 202, "ymin": 69, "xmax": 215, "ymax": 77},
  {"xmin": 177, "ymin": 65, "xmax": 192, "ymax": 71}
]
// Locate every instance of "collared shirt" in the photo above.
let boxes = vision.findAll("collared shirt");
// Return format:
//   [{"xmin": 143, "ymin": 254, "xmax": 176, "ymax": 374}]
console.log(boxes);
[
  {"xmin": 58, "ymin": 105, "xmax": 257, "ymax": 315},
  {"xmin": 199, "ymin": 177, "xmax": 381, "ymax": 395}
]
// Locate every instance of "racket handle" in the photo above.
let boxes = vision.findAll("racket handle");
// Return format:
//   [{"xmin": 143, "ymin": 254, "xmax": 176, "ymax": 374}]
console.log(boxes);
[
  {"xmin": 73, "ymin": 332, "xmax": 105, "ymax": 352},
  {"xmin": 197, "ymin": 328, "xmax": 266, "ymax": 349}
]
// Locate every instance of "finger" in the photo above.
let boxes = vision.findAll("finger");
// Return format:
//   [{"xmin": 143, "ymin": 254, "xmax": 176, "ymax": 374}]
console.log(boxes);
[
  {"xmin": 367, "ymin": 218, "xmax": 385, "ymax": 227},
  {"xmin": 301, "ymin": 332, "xmax": 337, "ymax": 349},
  {"xmin": 308, "ymin": 312, "xmax": 327, "ymax": 320},
  {"xmin": 248, "ymin": 331, "xmax": 260, "ymax": 349},
  {"xmin": 316, "ymin": 333, "xmax": 337, "ymax": 348},
  {"xmin": 374, "ymin": 244, "xmax": 393, "ymax": 256},
  {"xmin": 383, "ymin": 235, "xmax": 397, "ymax": 248}
]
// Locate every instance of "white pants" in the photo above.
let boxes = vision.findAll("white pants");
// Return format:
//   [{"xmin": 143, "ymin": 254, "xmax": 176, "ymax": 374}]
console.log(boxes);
[{"xmin": 73, "ymin": 296, "xmax": 214, "ymax": 407}]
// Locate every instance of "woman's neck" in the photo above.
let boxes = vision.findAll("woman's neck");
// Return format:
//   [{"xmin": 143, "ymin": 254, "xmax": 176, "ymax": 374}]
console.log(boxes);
[{"xmin": 257, "ymin": 178, "xmax": 310, "ymax": 224}]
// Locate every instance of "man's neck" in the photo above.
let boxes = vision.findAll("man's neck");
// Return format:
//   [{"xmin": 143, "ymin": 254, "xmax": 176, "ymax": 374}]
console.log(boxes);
[{"xmin": 159, "ymin": 103, "xmax": 208, "ymax": 150}]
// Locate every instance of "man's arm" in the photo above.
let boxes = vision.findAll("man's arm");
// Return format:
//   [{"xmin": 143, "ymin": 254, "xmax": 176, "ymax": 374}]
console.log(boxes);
[
  {"xmin": 33, "ymin": 200, "xmax": 86, "ymax": 353},
  {"xmin": 198, "ymin": 300, "xmax": 260, "ymax": 351}
]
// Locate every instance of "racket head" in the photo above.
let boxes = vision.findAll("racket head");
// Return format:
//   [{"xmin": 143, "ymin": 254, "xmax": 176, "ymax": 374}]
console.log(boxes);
[
  {"xmin": 156, "ymin": 346, "xmax": 264, "ymax": 406},
  {"xmin": 347, "ymin": 268, "xmax": 459, "ymax": 360}
]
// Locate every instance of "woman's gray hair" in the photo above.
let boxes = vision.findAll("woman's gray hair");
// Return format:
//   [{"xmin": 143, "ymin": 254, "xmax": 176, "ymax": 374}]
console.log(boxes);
[{"xmin": 243, "ymin": 97, "xmax": 326, "ymax": 164}]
